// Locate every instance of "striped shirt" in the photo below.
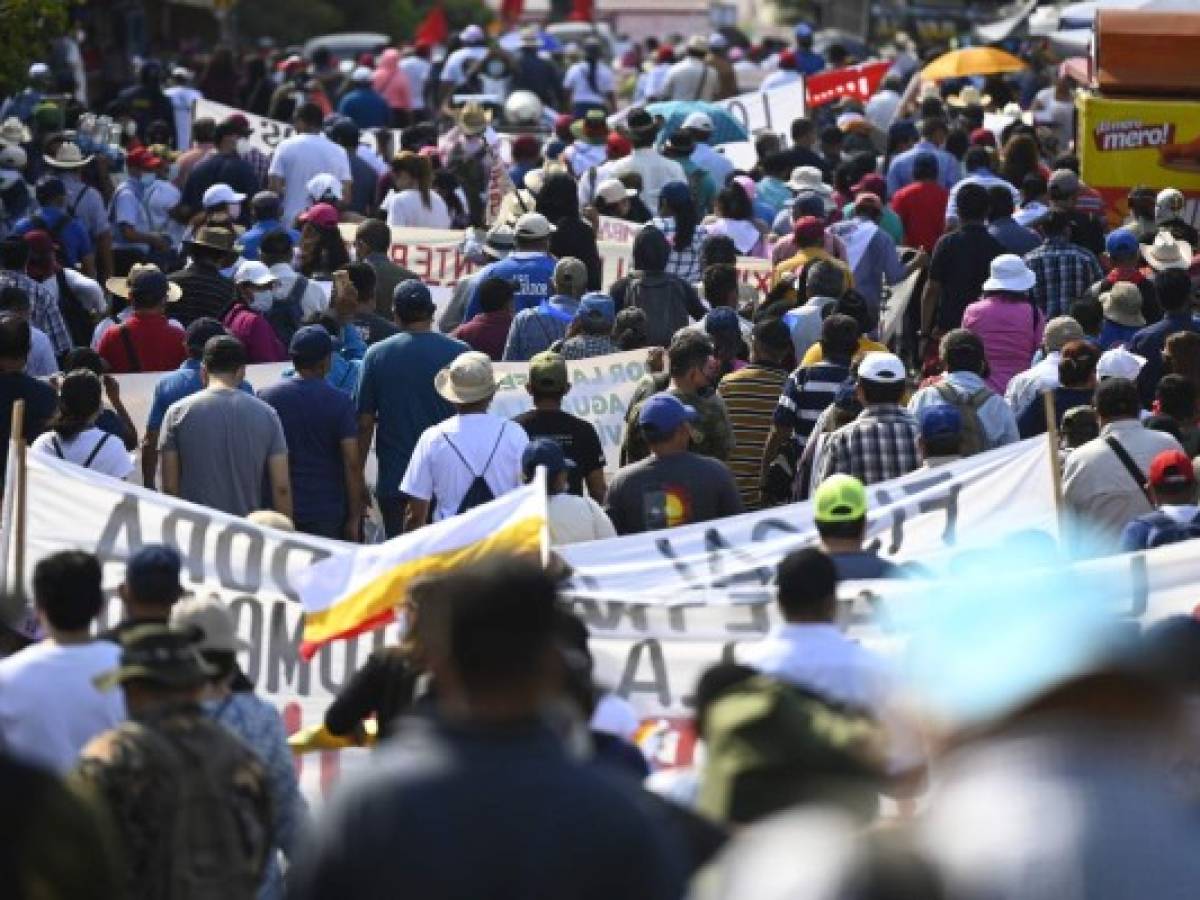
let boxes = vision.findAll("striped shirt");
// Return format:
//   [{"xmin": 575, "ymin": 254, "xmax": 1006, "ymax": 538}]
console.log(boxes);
[
  {"xmin": 774, "ymin": 358, "xmax": 852, "ymax": 446},
  {"xmin": 817, "ymin": 403, "xmax": 921, "ymax": 486},
  {"xmin": 559, "ymin": 334, "xmax": 618, "ymax": 360},
  {"xmin": 167, "ymin": 262, "xmax": 235, "ymax": 328},
  {"xmin": 717, "ymin": 362, "xmax": 789, "ymax": 510}
]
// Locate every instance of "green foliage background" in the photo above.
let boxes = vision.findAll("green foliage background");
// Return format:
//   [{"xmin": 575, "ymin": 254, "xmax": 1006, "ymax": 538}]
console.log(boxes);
[{"xmin": 0, "ymin": 0, "xmax": 73, "ymax": 97}]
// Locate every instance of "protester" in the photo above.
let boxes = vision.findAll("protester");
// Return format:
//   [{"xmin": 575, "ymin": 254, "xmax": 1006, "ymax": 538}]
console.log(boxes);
[
  {"xmin": 1129, "ymin": 268, "xmax": 1198, "ymax": 406},
  {"xmin": 453, "ymin": 276, "xmax": 514, "ymax": 361},
  {"xmin": 0, "ymin": 236, "xmax": 71, "ymax": 356},
  {"xmin": 31, "ymin": 368, "xmax": 134, "ymax": 479},
  {"xmin": 0, "ymin": 551, "xmax": 124, "ymax": 773},
  {"xmin": 987, "ymin": 183, "xmax": 1042, "ymax": 255},
  {"xmin": 267, "ymin": 102, "xmax": 351, "ymax": 225},
  {"xmin": 75, "ymin": 624, "xmax": 272, "ymax": 900},
  {"xmin": 612, "ymin": 226, "xmax": 706, "ymax": 347},
  {"xmin": 962, "ymin": 254, "xmax": 1044, "ymax": 393},
  {"xmin": 514, "ymin": 350, "xmax": 606, "ymax": 501},
  {"xmin": 1098, "ymin": 281, "xmax": 1145, "ymax": 351},
  {"xmin": 259, "ymin": 228, "xmax": 328, "ymax": 324},
  {"xmin": 14, "ymin": 177, "xmax": 95, "ymax": 273},
  {"xmin": 168, "ymin": 225, "xmax": 237, "ymax": 326},
  {"xmin": 523, "ymin": 438, "xmax": 614, "ymax": 544},
  {"xmin": 160, "ymin": 335, "xmax": 292, "ymax": 518},
  {"xmin": 1017, "ymin": 339, "xmax": 1101, "ymax": 439},
  {"xmin": 464, "ymin": 212, "xmax": 557, "ymax": 321},
  {"xmin": 606, "ymin": 107, "xmax": 686, "ymax": 212},
  {"xmin": 180, "ymin": 118, "xmax": 258, "ymax": 215},
  {"xmin": 889, "ymin": 151, "xmax": 949, "ymax": 254},
  {"xmin": 237, "ymin": 191, "xmax": 298, "ymax": 262},
  {"xmin": 224, "ymin": 260, "xmax": 287, "ymax": 363},
  {"xmin": 1025, "ymin": 210, "xmax": 1104, "ymax": 319},
  {"xmin": 0, "ymin": 283, "xmax": 62, "ymax": 376},
  {"xmin": 918, "ymin": 404, "xmax": 965, "ymax": 467},
  {"xmin": 97, "ymin": 264, "xmax": 187, "ymax": 374},
  {"xmin": 504, "ymin": 257, "xmax": 588, "ymax": 362},
  {"xmin": 1005, "ymin": 315, "xmax": 1086, "ymax": 418},
  {"xmin": 400, "ymin": 351, "xmax": 529, "ymax": 529},
  {"xmin": 353, "ymin": 219, "xmax": 417, "ymax": 316},
  {"xmin": 1117, "ymin": 449, "xmax": 1200, "ymax": 551},
  {"xmin": 383, "ymin": 151, "xmax": 451, "ymax": 229},
  {"xmin": 607, "ymin": 394, "xmax": 742, "ymax": 533},
  {"xmin": 559, "ymin": 292, "xmax": 619, "ymax": 360}
]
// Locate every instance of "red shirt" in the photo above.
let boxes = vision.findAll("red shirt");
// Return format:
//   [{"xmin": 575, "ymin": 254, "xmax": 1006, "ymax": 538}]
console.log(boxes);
[
  {"xmin": 890, "ymin": 180, "xmax": 950, "ymax": 254},
  {"xmin": 97, "ymin": 312, "xmax": 187, "ymax": 374},
  {"xmin": 453, "ymin": 311, "xmax": 513, "ymax": 361}
]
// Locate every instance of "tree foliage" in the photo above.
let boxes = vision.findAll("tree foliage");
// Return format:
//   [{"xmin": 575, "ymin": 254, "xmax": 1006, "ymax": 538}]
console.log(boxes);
[{"xmin": 0, "ymin": 0, "xmax": 73, "ymax": 97}]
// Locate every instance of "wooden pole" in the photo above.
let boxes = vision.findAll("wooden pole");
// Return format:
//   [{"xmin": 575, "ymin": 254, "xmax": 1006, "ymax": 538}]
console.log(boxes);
[
  {"xmin": 1042, "ymin": 389, "xmax": 1064, "ymax": 526},
  {"xmin": 11, "ymin": 400, "xmax": 26, "ymax": 609}
]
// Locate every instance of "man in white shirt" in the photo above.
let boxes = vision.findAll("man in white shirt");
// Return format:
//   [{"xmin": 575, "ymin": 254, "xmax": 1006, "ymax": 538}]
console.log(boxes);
[
  {"xmin": 400, "ymin": 43, "xmax": 433, "ymax": 121},
  {"xmin": 0, "ymin": 280, "xmax": 63, "ymax": 376},
  {"xmin": 163, "ymin": 67, "xmax": 203, "ymax": 150},
  {"xmin": 267, "ymin": 102, "xmax": 352, "ymax": 225},
  {"xmin": 864, "ymin": 75, "xmax": 903, "ymax": 131},
  {"xmin": 681, "ymin": 112, "xmax": 734, "ymax": 189},
  {"xmin": 438, "ymin": 24, "xmax": 489, "ymax": 105},
  {"xmin": 522, "ymin": 438, "xmax": 615, "ymax": 545},
  {"xmin": 606, "ymin": 108, "xmax": 686, "ymax": 212},
  {"xmin": 1064, "ymin": 377, "xmax": 1184, "ymax": 556},
  {"xmin": 661, "ymin": 36, "xmax": 719, "ymax": 102},
  {"xmin": 400, "ymin": 351, "xmax": 529, "ymax": 530},
  {"xmin": 1005, "ymin": 316, "xmax": 1085, "ymax": 418},
  {"xmin": 0, "ymin": 551, "xmax": 125, "ymax": 773},
  {"xmin": 259, "ymin": 229, "xmax": 328, "ymax": 319},
  {"xmin": 741, "ymin": 547, "xmax": 925, "ymax": 787}
]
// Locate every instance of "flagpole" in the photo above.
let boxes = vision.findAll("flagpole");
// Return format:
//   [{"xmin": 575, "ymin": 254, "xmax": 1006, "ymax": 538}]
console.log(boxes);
[
  {"xmin": 1042, "ymin": 389, "xmax": 1064, "ymax": 527},
  {"xmin": 0, "ymin": 400, "xmax": 25, "ymax": 617}
]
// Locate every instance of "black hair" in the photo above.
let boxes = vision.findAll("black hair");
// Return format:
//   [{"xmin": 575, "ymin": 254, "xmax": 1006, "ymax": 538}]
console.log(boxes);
[
  {"xmin": 667, "ymin": 329, "xmax": 714, "ymax": 377},
  {"xmin": 987, "ymin": 184, "xmax": 1015, "ymax": 219},
  {"xmin": 340, "ymin": 261, "xmax": 376, "ymax": 305},
  {"xmin": 693, "ymin": 662, "xmax": 759, "ymax": 736},
  {"xmin": 0, "ymin": 238, "xmax": 30, "ymax": 271},
  {"xmin": 1155, "ymin": 268, "xmax": 1193, "ymax": 314},
  {"xmin": 0, "ymin": 286, "xmax": 30, "ymax": 314},
  {"xmin": 703, "ymin": 263, "xmax": 739, "ymax": 308},
  {"xmin": 1021, "ymin": 172, "xmax": 1048, "ymax": 204},
  {"xmin": 442, "ymin": 557, "xmax": 559, "ymax": 693},
  {"xmin": 356, "ymin": 219, "xmax": 392, "ymax": 254},
  {"xmin": 659, "ymin": 186, "xmax": 697, "ymax": 252},
  {"xmin": 613, "ymin": 307, "xmax": 648, "ymax": 350},
  {"xmin": 1056, "ymin": 339, "xmax": 1101, "ymax": 389},
  {"xmin": 50, "ymin": 369, "xmax": 102, "ymax": 440},
  {"xmin": 258, "ymin": 228, "xmax": 295, "ymax": 262},
  {"xmin": 1041, "ymin": 210, "xmax": 1072, "ymax": 237},
  {"xmin": 1095, "ymin": 377, "xmax": 1141, "ymax": 420},
  {"xmin": 835, "ymin": 290, "xmax": 876, "ymax": 336},
  {"xmin": 0, "ymin": 316, "xmax": 31, "ymax": 360},
  {"xmin": 1145, "ymin": 414, "xmax": 1184, "ymax": 445},
  {"xmin": 1156, "ymin": 374, "xmax": 1196, "ymax": 421},
  {"xmin": 60, "ymin": 347, "xmax": 106, "ymax": 376},
  {"xmin": 944, "ymin": 128, "xmax": 969, "ymax": 161},
  {"xmin": 820, "ymin": 313, "xmax": 859, "ymax": 359},
  {"xmin": 700, "ymin": 235, "xmax": 738, "ymax": 268},
  {"xmin": 294, "ymin": 102, "xmax": 324, "ymax": 128},
  {"xmin": 923, "ymin": 430, "xmax": 962, "ymax": 458},
  {"xmin": 715, "ymin": 183, "xmax": 753, "ymax": 222},
  {"xmin": 776, "ymin": 548, "xmax": 837, "ymax": 620},
  {"xmin": 191, "ymin": 118, "xmax": 216, "ymax": 143},
  {"xmin": 955, "ymin": 183, "xmax": 990, "ymax": 221},
  {"xmin": 807, "ymin": 260, "xmax": 847, "ymax": 300},
  {"xmin": 861, "ymin": 378, "xmax": 906, "ymax": 404},
  {"xmin": 790, "ymin": 117, "xmax": 815, "ymax": 143},
  {"xmin": 941, "ymin": 329, "xmax": 986, "ymax": 374},
  {"xmin": 33, "ymin": 550, "xmax": 103, "ymax": 631},
  {"xmin": 1069, "ymin": 296, "xmax": 1103, "ymax": 335},
  {"xmin": 912, "ymin": 153, "xmax": 939, "ymax": 181},
  {"xmin": 478, "ymin": 276, "xmax": 515, "ymax": 313},
  {"xmin": 920, "ymin": 118, "xmax": 947, "ymax": 141},
  {"xmin": 203, "ymin": 335, "xmax": 246, "ymax": 374}
]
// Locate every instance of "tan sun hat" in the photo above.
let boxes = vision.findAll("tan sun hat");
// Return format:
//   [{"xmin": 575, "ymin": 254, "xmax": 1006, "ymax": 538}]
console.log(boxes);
[
  {"xmin": 458, "ymin": 101, "xmax": 491, "ymax": 136},
  {"xmin": 44, "ymin": 141, "xmax": 94, "ymax": 169},
  {"xmin": 105, "ymin": 263, "xmax": 183, "ymax": 302},
  {"xmin": 435, "ymin": 351, "xmax": 499, "ymax": 404},
  {"xmin": 1100, "ymin": 281, "xmax": 1145, "ymax": 328}
]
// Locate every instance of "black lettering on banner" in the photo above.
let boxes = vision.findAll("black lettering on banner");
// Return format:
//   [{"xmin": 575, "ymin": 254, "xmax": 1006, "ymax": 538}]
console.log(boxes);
[
  {"xmin": 570, "ymin": 599, "xmax": 650, "ymax": 633},
  {"xmin": 271, "ymin": 540, "xmax": 334, "ymax": 604},
  {"xmin": 748, "ymin": 517, "xmax": 802, "ymax": 543},
  {"xmin": 703, "ymin": 528, "xmax": 774, "ymax": 590},
  {"xmin": 724, "ymin": 602, "xmax": 770, "ymax": 636},
  {"xmin": 162, "ymin": 507, "xmax": 211, "ymax": 583},
  {"xmin": 618, "ymin": 639, "xmax": 671, "ymax": 708},
  {"xmin": 666, "ymin": 602, "xmax": 707, "ymax": 631},
  {"xmin": 230, "ymin": 595, "xmax": 264, "ymax": 684},
  {"xmin": 655, "ymin": 537, "xmax": 701, "ymax": 586},
  {"xmin": 868, "ymin": 489, "xmax": 905, "ymax": 555},
  {"xmin": 917, "ymin": 484, "xmax": 961, "ymax": 545},
  {"xmin": 266, "ymin": 601, "xmax": 311, "ymax": 696},
  {"xmin": 95, "ymin": 495, "xmax": 145, "ymax": 564},
  {"xmin": 723, "ymin": 99, "xmax": 751, "ymax": 131},
  {"xmin": 320, "ymin": 636, "xmax": 358, "ymax": 695},
  {"xmin": 215, "ymin": 521, "xmax": 265, "ymax": 594}
]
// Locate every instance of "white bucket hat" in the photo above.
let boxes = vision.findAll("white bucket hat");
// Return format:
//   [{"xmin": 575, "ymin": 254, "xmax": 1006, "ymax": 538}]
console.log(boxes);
[
  {"xmin": 787, "ymin": 165, "xmax": 831, "ymax": 195},
  {"xmin": 1141, "ymin": 231, "xmax": 1192, "ymax": 271},
  {"xmin": 982, "ymin": 254, "xmax": 1036, "ymax": 293},
  {"xmin": 435, "ymin": 351, "xmax": 499, "ymax": 404}
]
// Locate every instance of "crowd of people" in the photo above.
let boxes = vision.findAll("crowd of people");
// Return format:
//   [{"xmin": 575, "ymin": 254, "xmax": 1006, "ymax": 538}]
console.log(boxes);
[{"xmin": 2, "ymin": 12, "xmax": 1200, "ymax": 900}]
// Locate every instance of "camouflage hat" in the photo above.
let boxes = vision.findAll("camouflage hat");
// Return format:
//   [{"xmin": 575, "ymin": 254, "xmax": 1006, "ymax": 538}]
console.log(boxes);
[{"xmin": 94, "ymin": 624, "xmax": 216, "ymax": 691}]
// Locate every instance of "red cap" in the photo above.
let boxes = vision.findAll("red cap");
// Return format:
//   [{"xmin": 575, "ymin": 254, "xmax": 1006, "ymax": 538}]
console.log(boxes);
[
  {"xmin": 778, "ymin": 50, "xmax": 797, "ymax": 70},
  {"xmin": 299, "ymin": 202, "xmax": 340, "ymax": 228},
  {"xmin": 851, "ymin": 173, "xmax": 886, "ymax": 198},
  {"xmin": 1149, "ymin": 449, "xmax": 1196, "ymax": 490},
  {"xmin": 969, "ymin": 127, "xmax": 997, "ymax": 148},
  {"xmin": 606, "ymin": 132, "xmax": 632, "ymax": 159},
  {"xmin": 655, "ymin": 46, "xmax": 675, "ymax": 63},
  {"xmin": 511, "ymin": 134, "xmax": 541, "ymax": 160},
  {"xmin": 22, "ymin": 230, "xmax": 58, "ymax": 280},
  {"xmin": 793, "ymin": 215, "xmax": 825, "ymax": 245},
  {"xmin": 126, "ymin": 147, "xmax": 162, "ymax": 170}
]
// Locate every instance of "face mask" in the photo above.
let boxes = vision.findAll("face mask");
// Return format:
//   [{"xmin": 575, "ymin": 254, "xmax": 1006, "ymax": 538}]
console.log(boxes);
[
  {"xmin": 250, "ymin": 290, "xmax": 274, "ymax": 312},
  {"xmin": 227, "ymin": 203, "xmax": 241, "ymax": 220},
  {"xmin": 271, "ymin": 282, "xmax": 289, "ymax": 301}
]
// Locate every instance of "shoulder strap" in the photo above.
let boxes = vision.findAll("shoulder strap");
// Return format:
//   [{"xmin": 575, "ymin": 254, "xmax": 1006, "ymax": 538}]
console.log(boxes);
[
  {"xmin": 441, "ymin": 431, "xmax": 479, "ymax": 477},
  {"xmin": 968, "ymin": 387, "xmax": 992, "ymax": 411},
  {"xmin": 286, "ymin": 274, "xmax": 308, "ymax": 307},
  {"xmin": 51, "ymin": 436, "xmax": 64, "ymax": 459},
  {"xmin": 119, "ymin": 323, "xmax": 142, "ymax": 373},
  {"xmin": 480, "ymin": 422, "xmax": 506, "ymax": 474},
  {"xmin": 66, "ymin": 184, "xmax": 91, "ymax": 219},
  {"xmin": 1104, "ymin": 435, "xmax": 1152, "ymax": 504},
  {"xmin": 82, "ymin": 432, "xmax": 110, "ymax": 468}
]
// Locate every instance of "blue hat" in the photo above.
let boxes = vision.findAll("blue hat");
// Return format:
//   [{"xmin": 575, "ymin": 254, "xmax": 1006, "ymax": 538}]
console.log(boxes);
[
  {"xmin": 639, "ymin": 393, "xmax": 698, "ymax": 439},
  {"xmin": 919, "ymin": 403, "xmax": 962, "ymax": 440},
  {"xmin": 579, "ymin": 292, "xmax": 615, "ymax": 324},
  {"xmin": 521, "ymin": 437, "xmax": 576, "ymax": 479},
  {"xmin": 289, "ymin": 324, "xmax": 333, "ymax": 364},
  {"xmin": 658, "ymin": 180, "xmax": 692, "ymax": 208},
  {"xmin": 705, "ymin": 306, "xmax": 741, "ymax": 336},
  {"xmin": 1105, "ymin": 228, "xmax": 1139, "ymax": 258},
  {"xmin": 125, "ymin": 545, "xmax": 185, "ymax": 602},
  {"xmin": 392, "ymin": 279, "xmax": 434, "ymax": 317},
  {"xmin": 794, "ymin": 22, "xmax": 813, "ymax": 39},
  {"xmin": 792, "ymin": 191, "xmax": 828, "ymax": 219}
]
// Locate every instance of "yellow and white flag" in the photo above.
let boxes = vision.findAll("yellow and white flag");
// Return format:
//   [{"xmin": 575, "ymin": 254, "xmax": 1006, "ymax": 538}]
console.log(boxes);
[{"xmin": 295, "ymin": 478, "xmax": 547, "ymax": 660}]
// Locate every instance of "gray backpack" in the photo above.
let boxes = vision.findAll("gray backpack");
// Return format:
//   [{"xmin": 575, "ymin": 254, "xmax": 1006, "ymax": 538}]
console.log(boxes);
[
  {"xmin": 934, "ymin": 382, "xmax": 993, "ymax": 456},
  {"xmin": 626, "ymin": 273, "xmax": 690, "ymax": 347}
]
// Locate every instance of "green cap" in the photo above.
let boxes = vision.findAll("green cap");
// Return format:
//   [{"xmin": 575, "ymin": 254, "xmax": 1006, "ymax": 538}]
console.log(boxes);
[
  {"xmin": 813, "ymin": 474, "xmax": 868, "ymax": 523},
  {"xmin": 528, "ymin": 350, "xmax": 569, "ymax": 393}
]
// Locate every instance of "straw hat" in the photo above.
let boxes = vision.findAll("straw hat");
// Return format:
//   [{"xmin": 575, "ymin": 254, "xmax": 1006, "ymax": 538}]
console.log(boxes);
[
  {"xmin": 948, "ymin": 85, "xmax": 991, "ymax": 108},
  {"xmin": 43, "ymin": 141, "xmax": 94, "ymax": 169},
  {"xmin": 458, "ymin": 101, "xmax": 491, "ymax": 136},
  {"xmin": 435, "ymin": 351, "xmax": 499, "ymax": 404},
  {"xmin": 1100, "ymin": 281, "xmax": 1145, "ymax": 328},
  {"xmin": 1142, "ymin": 232, "xmax": 1192, "ymax": 271},
  {"xmin": 0, "ymin": 117, "xmax": 31, "ymax": 145},
  {"xmin": 105, "ymin": 263, "xmax": 183, "ymax": 302}
]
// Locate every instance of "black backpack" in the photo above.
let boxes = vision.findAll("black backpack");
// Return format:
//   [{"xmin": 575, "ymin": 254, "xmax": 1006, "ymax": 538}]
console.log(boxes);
[
  {"xmin": 443, "ymin": 423, "xmax": 507, "ymax": 515},
  {"xmin": 30, "ymin": 213, "xmax": 95, "ymax": 348},
  {"xmin": 265, "ymin": 274, "xmax": 307, "ymax": 345}
]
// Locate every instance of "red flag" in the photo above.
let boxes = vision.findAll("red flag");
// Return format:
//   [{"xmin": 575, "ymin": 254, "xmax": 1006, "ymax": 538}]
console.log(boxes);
[
  {"xmin": 569, "ymin": 0, "xmax": 593, "ymax": 22},
  {"xmin": 805, "ymin": 61, "xmax": 892, "ymax": 109},
  {"xmin": 414, "ymin": 4, "xmax": 449, "ymax": 47},
  {"xmin": 501, "ymin": 0, "xmax": 523, "ymax": 26}
]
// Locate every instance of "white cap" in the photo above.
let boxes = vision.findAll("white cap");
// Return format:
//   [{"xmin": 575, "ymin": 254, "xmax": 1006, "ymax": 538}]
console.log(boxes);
[
  {"xmin": 708, "ymin": 32, "xmax": 729, "ymax": 50},
  {"xmin": 202, "ymin": 183, "xmax": 246, "ymax": 208},
  {"xmin": 351, "ymin": 66, "xmax": 374, "ymax": 83},
  {"xmin": 234, "ymin": 260, "xmax": 276, "ymax": 286},
  {"xmin": 0, "ymin": 145, "xmax": 27, "ymax": 170},
  {"xmin": 306, "ymin": 172, "xmax": 343, "ymax": 202},
  {"xmin": 27, "ymin": 62, "xmax": 50, "ymax": 79},
  {"xmin": 681, "ymin": 111, "xmax": 714, "ymax": 132},
  {"xmin": 858, "ymin": 351, "xmax": 906, "ymax": 384},
  {"xmin": 514, "ymin": 212, "xmax": 556, "ymax": 240},
  {"xmin": 1097, "ymin": 348, "xmax": 1147, "ymax": 381},
  {"xmin": 595, "ymin": 177, "xmax": 637, "ymax": 205},
  {"xmin": 461, "ymin": 24, "xmax": 485, "ymax": 44}
]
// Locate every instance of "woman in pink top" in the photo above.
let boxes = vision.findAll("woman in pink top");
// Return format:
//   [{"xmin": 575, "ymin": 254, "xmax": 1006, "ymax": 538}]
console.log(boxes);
[
  {"xmin": 373, "ymin": 49, "xmax": 413, "ymax": 124},
  {"xmin": 962, "ymin": 254, "xmax": 1044, "ymax": 393}
]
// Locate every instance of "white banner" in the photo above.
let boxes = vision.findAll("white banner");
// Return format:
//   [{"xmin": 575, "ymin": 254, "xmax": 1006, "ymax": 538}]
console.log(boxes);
[
  {"xmin": 193, "ymin": 98, "xmax": 401, "ymax": 159},
  {"xmin": 715, "ymin": 79, "xmax": 808, "ymax": 139}
]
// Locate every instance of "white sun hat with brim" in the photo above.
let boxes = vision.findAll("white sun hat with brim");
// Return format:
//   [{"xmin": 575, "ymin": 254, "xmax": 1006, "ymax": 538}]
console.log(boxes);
[
  {"xmin": 435, "ymin": 351, "xmax": 500, "ymax": 404},
  {"xmin": 982, "ymin": 254, "xmax": 1036, "ymax": 293}
]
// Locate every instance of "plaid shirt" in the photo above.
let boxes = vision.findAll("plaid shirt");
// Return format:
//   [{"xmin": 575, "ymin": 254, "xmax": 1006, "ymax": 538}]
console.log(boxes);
[
  {"xmin": 559, "ymin": 334, "xmax": 618, "ymax": 360},
  {"xmin": 1024, "ymin": 237, "xmax": 1104, "ymax": 319},
  {"xmin": 650, "ymin": 217, "xmax": 707, "ymax": 284},
  {"xmin": 502, "ymin": 299, "xmax": 576, "ymax": 362},
  {"xmin": 817, "ymin": 403, "xmax": 921, "ymax": 485},
  {"xmin": 0, "ymin": 269, "xmax": 71, "ymax": 354}
]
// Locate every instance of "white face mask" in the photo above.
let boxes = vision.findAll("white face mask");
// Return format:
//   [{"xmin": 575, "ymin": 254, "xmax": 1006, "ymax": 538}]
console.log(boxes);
[
  {"xmin": 250, "ymin": 289, "xmax": 274, "ymax": 312},
  {"xmin": 227, "ymin": 203, "xmax": 241, "ymax": 220},
  {"xmin": 236, "ymin": 138, "xmax": 251, "ymax": 155}
]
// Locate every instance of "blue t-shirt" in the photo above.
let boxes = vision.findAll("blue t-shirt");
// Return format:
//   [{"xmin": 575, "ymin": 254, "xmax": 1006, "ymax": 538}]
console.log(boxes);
[
  {"xmin": 238, "ymin": 220, "xmax": 300, "ymax": 261},
  {"xmin": 465, "ymin": 252, "xmax": 556, "ymax": 321},
  {"xmin": 146, "ymin": 359, "xmax": 254, "ymax": 431},
  {"xmin": 260, "ymin": 376, "xmax": 358, "ymax": 524},
  {"xmin": 355, "ymin": 330, "xmax": 468, "ymax": 498},
  {"xmin": 337, "ymin": 88, "xmax": 391, "ymax": 128},
  {"xmin": 14, "ymin": 206, "xmax": 93, "ymax": 268}
]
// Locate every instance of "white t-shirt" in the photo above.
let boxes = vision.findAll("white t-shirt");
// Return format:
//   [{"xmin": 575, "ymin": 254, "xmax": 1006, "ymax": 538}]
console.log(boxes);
[
  {"xmin": 401, "ymin": 413, "xmax": 530, "ymax": 521},
  {"xmin": 400, "ymin": 56, "xmax": 432, "ymax": 110},
  {"xmin": 440, "ymin": 46, "xmax": 488, "ymax": 87},
  {"xmin": 563, "ymin": 62, "xmax": 615, "ymax": 106},
  {"xmin": 144, "ymin": 178, "xmax": 184, "ymax": 245},
  {"xmin": 268, "ymin": 263, "xmax": 329, "ymax": 318},
  {"xmin": 39, "ymin": 268, "xmax": 106, "ymax": 323},
  {"xmin": 760, "ymin": 69, "xmax": 801, "ymax": 92},
  {"xmin": 268, "ymin": 133, "xmax": 352, "ymax": 225},
  {"xmin": 383, "ymin": 188, "xmax": 453, "ymax": 229},
  {"xmin": 164, "ymin": 84, "xmax": 203, "ymax": 149},
  {"xmin": 25, "ymin": 326, "xmax": 58, "ymax": 377},
  {"xmin": 32, "ymin": 426, "xmax": 135, "ymax": 479},
  {"xmin": 1034, "ymin": 87, "xmax": 1075, "ymax": 149},
  {"xmin": 0, "ymin": 639, "xmax": 125, "ymax": 773},
  {"xmin": 547, "ymin": 492, "xmax": 616, "ymax": 545}
]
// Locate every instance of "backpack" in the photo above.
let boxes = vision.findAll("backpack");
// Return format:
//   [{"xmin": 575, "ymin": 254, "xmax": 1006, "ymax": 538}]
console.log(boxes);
[
  {"xmin": 443, "ymin": 422, "xmax": 507, "ymax": 515},
  {"xmin": 626, "ymin": 273, "xmax": 690, "ymax": 347},
  {"xmin": 54, "ymin": 268, "xmax": 95, "ymax": 349},
  {"xmin": 1137, "ymin": 509, "xmax": 1200, "ymax": 549},
  {"xmin": 698, "ymin": 675, "xmax": 885, "ymax": 826},
  {"xmin": 265, "ymin": 274, "xmax": 307, "ymax": 345},
  {"xmin": 934, "ymin": 382, "xmax": 993, "ymax": 456},
  {"xmin": 122, "ymin": 714, "xmax": 270, "ymax": 900}
]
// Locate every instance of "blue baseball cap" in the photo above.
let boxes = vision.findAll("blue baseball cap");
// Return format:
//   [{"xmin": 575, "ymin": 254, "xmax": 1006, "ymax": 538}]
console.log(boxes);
[
  {"xmin": 579, "ymin": 292, "xmax": 615, "ymax": 324},
  {"xmin": 392, "ymin": 279, "xmax": 435, "ymax": 317},
  {"xmin": 919, "ymin": 403, "xmax": 963, "ymax": 440},
  {"xmin": 658, "ymin": 180, "xmax": 692, "ymax": 208},
  {"xmin": 521, "ymin": 437, "xmax": 576, "ymax": 480},
  {"xmin": 639, "ymin": 394, "xmax": 698, "ymax": 439},
  {"xmin": 289, "ymin": 324, "xmax": 333, "ymax": 364},
  {"xmin": 794, "ymin": 22, "xmax": 813, "ymax": 39},
  {"xmin": 705, "ymin": 306, "xmax": 741, "ymax": 336},
  {"xmin": 125, "ymin": 544, "xmax": 185, "ymax": 603},
  {"xmin": 1105, "ymin": 228, "xmax": 1139, "ymax": 258}
]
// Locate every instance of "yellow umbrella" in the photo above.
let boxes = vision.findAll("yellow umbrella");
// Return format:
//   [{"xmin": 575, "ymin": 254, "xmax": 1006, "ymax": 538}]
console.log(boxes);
[{"xmin": 922, "ymin": 47, "xmax": 1027, "ymax": 81}]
